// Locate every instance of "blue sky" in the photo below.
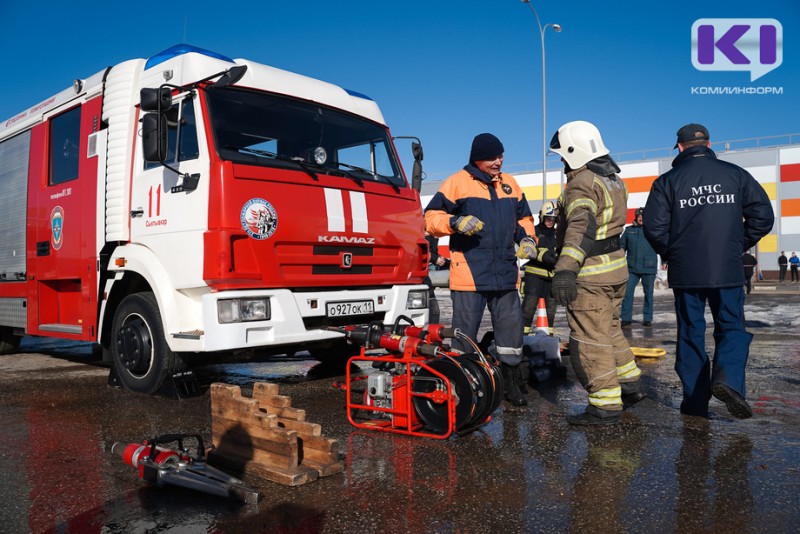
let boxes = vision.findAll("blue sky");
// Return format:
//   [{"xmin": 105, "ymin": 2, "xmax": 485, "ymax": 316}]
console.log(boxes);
[{"xmin": 0, "ymin": 1, "xmax": 797, "ymax": 182}]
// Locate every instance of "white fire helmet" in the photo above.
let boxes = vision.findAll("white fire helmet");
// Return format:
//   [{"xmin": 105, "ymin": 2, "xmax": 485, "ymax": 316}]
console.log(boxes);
[
  {"xmin": 549, "ymin": 120, "xmax": 609, "ymax": 170},
  {"xmin": 539, "ymin": 200, "xmax": 557, "ymax": 220}
]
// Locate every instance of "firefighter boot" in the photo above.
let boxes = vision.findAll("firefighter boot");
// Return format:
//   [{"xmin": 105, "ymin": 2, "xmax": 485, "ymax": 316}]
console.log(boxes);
[
  {"xmin": 517, "ymin": 363, "xmax": 530, "ymax": 395},
  {"xmin": 621, "ymin": 381, "xmax": 647, "ymax": 409},
  {"xmin": 501, "ymin": 363, "xmax": 528, "ymax": 407},
  {"xmin": 566, "ymin": 405, "xmax": 622, "ymax": 426}
]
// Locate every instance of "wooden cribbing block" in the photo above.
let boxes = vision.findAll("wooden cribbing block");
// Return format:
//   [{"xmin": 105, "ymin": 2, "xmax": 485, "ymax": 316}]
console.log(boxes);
[
  {"xmin": 252, "ymin": 382, "xmax": 308, "ymax": 421},
  {"xmin": 273, "ymin": 406, "xmax": 307, "ymax": 421},
  {"xmin": 298, "ymin": 438, "xmax": 339, "ymax": 466},
  {"xmin": 274, "ymin": 418, "xmax": 322, "ymax": 436},
  {"xmin": 209, "ymin": 382, "xmax": 343, "ymax": 486}
]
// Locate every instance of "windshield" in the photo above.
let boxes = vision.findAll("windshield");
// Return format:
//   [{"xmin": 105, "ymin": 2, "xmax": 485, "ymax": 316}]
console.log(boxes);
[{"xmin": 205, "ymin": 87, "xmax": 405, "ymax": 187}]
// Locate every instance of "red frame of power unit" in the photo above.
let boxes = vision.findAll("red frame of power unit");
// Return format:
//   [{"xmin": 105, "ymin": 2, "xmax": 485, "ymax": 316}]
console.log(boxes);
[{"xmin": 345, "ymin": 349, "xmax": 458, "ymax": 440}]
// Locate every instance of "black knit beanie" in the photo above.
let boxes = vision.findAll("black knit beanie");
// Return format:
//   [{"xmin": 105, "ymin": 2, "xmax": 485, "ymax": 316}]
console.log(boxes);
[{"xmin": 469, "ymin": 133, "xmax": 504, "ymax": 162}]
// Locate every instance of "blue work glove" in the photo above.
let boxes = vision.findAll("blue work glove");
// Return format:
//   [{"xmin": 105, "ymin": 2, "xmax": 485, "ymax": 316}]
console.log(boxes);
[
  {"xmin": 515, "ymin": 237, "xmax": 538, "ymax": 260},
  {"xmin": 551, "ymin": 270, "xmax": 578, "ymax": 306},
  {"xmin": 452, "ymin": 215, "xmax": 485, "ymax": 236}
]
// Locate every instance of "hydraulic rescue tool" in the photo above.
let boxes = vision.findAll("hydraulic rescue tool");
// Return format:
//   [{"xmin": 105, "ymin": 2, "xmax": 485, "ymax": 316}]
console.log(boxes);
[
  {"xmin": 334, "ymin": 317, "xmax": 504, "ymax": 439},
  {"xmin": 112, "ymin": 433, "xmax": 259, "ymax": 503}
]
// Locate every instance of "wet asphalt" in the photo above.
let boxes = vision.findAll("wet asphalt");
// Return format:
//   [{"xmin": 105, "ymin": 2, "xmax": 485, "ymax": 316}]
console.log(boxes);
[{"xmin": 0, "ymin": 286, "xmax": 799, "ymax": 533}]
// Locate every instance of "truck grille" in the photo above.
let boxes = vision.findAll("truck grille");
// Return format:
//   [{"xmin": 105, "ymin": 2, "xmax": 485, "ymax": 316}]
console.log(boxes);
[
  {"xmin": 274, "ymin": 243, "xmax": 402, "ymax": 279},
  {"xmin": 311, "ymin": 245, "xmax": 372, "ymax": 275}
]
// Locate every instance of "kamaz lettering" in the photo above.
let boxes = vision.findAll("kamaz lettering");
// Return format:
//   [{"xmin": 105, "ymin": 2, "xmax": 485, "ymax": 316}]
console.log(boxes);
[{"xmin": 318, "ymin": 236, "xmax": 376, "ymax": 244}]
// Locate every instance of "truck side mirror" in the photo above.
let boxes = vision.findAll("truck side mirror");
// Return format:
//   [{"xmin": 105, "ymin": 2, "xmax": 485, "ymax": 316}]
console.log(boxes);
[
  {"xmin": 142, "ymin": 113, "xmax": 168, "ymax": 162},
  {"xmin": 411, "ymin": 141, "xmax": 424, "ymax": 193},
  {"xmin": 140, "ymin": 87, "xmax": 172, "ymax": 112},
  {"xmin": 140, "ymin": 87, "xmax": 172, "ymax": 162},
  {"xmin": 412, "ymin": 141, "xmax": 423, "ymax": 162}
]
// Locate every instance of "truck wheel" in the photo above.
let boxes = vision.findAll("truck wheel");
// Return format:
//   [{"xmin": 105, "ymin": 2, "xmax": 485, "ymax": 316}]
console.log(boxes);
[
  {"xmin": 111, "ymin": 292, "xmax": 184, "ymax": 395},
  {"xmin": 0, "ymin": 327, "xmax": 21, "ymax": 355}
]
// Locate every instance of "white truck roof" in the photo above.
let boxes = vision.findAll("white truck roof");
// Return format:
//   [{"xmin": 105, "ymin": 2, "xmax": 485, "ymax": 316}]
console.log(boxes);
[{"xmin": 0, "ymin": 44, "xmax": 385, "ymax": 141}]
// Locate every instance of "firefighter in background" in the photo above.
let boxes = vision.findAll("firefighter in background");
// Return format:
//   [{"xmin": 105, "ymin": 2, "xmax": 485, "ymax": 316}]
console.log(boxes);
[
  {"xmin": 521, "ymin": 201, "xmax": 559, "ymax": 335},
  {"xmin": 425, "ymin": 133, "xmax": 538, "ymax": 407},
  {"xmin": 742, "ymin": 250, "xmax": 757, "ymax": 295},
  {"xmin": 549, "ymin": 121, "xmax": 645, "ymax": 425}
]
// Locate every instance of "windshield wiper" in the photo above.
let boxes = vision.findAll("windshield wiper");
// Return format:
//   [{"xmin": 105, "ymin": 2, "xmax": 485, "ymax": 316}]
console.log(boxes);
[
  {"xmin": 319, "ymin": 163, "xmax": 364, "ymax": 188},
  {"xmin": 230, "ymin": 146, "xmax": 318, "ymax": 180},
  {"xmin": 335, "ymin": 162, "xmax": 401, "ymax": 192}
]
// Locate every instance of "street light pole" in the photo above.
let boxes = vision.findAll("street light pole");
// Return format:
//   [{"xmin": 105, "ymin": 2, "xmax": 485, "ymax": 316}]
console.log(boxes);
[{"xmin": 521, "ymin": 0, "xmax": 560, "ymax": 204}]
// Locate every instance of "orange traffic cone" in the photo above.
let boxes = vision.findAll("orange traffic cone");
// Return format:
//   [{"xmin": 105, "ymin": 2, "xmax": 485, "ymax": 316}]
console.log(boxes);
[{"xmin": 535, "ymin": 298, "xmax": 549, "ymax": 335}]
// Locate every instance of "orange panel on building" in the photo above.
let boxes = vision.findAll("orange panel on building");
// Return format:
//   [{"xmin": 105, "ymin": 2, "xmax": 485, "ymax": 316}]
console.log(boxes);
[
  {"xmin": 622, "ymin": 175, "xmax": 657, "ymax": 193},
  {"xmin": 780, "ymin": 198, "xmax": 800, "ymax": 217}
]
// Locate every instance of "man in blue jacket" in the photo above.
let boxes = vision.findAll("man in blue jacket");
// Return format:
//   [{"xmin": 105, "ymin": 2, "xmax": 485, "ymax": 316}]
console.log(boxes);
[
  {"xmin": 620, "ymin": 208, "xmax": 658, "ymax": 327},
  {"xmin": 644, "ymin": 124, "xmax": 774, "ymax": 419},
  {"xmin": 425, "ymin": 133, "xmax": 538, "ymax": 407}
]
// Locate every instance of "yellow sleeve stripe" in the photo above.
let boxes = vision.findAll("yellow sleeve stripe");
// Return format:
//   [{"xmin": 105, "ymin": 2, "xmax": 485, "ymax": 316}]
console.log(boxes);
[
  {"xmin": 562, "ymin": 246, "xmax": 586, "ymax": 263},
  {"xmin": 566, "ymin": 198, "xmax": 597, "ymax": 218}
]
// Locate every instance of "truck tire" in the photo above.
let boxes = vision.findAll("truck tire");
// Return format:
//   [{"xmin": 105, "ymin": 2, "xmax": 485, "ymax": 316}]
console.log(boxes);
[
  {"xmin": 111, "ymin": 292, "xmax": 185, "ymax": 395},
  {"xmin": 0, "ymin": 327, "xmax": 21, "ymax": 355}
]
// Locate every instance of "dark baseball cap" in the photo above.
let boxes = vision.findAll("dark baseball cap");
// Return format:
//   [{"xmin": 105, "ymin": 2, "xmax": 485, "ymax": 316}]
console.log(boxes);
[{"xmin": 674, "ymin": 123, "xmax": 710, "ymax": 148}]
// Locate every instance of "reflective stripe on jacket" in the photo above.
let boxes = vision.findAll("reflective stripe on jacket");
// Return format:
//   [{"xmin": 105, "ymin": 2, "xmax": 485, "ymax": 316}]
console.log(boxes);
[
  {"xmin": 555, "ymin": 166, "xmax": 628, "ymax": 284},
  {"xmin": 524, "ymin": 221, "xmax": 558, "ymax": 279},
  {"xmin": 425, "ymin": 169, "xmax": 535, "ymax": 291}
]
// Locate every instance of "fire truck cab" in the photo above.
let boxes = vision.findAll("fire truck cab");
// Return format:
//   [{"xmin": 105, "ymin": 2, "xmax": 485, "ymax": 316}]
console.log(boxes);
[{"xmin": 0, "ymin": 44, "xmax": 430, "ymax": 394}]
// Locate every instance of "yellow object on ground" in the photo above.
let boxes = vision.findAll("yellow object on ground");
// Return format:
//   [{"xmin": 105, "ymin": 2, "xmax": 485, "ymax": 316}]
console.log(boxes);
[{"xmin": 630, "ymin": 347, "xmax": 667, "ymax": 358}]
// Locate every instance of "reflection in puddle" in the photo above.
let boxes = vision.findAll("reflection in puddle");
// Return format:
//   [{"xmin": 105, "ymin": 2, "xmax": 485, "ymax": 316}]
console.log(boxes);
[{"xmin": 194, "ymin": 357, "xmax": 367, "ymax": 386}]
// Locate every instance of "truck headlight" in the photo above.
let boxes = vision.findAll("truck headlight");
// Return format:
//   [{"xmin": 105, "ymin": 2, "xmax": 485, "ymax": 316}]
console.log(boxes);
[
  {"xmin": 218, "ymin": 298, "xmax": 271, "ymax": 324},
  {"xmin": 406, "ymin": 290, "xmax": 428, "ymax": 310}
]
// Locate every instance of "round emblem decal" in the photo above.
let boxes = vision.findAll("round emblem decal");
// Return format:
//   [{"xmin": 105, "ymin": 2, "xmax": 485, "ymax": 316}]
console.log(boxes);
[
  {"xmin": 51, "ymin": 206, "xmax": 64, "ymax": 250},
  {"xmin": 241, "ymin": 198, "xmax": 278, "ymax": 240},
  {"xmin": 502, "ymin": 183, "xmax": 513, "ymax": 195}
]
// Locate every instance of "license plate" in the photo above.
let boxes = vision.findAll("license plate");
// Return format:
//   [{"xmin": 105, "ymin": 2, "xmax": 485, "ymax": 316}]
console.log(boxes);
[{"xmin": 326, "ymin": 300, "xmax": 375, "ymax": 317}]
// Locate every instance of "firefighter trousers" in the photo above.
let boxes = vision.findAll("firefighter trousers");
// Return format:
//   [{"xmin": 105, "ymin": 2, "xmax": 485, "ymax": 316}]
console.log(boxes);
[
  {"xmin": 566, "ymin": 280, "xmax": 641, "ymax": 412},
  {"xmin": 521, "ymin": 272, "xmax": 557, "ymax": 332},
  {"xmin": 451, "ymin": 289, "xmax": 523, "ymax": 365}
]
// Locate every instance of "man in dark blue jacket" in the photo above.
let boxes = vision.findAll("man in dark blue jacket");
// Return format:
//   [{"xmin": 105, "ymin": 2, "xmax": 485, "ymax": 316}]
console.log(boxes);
[
  {"xmin": 425, "ymin": 133, "xmax": 537, "ymax": 407},
  {"xmin": 620, "ymin": 207, "xmax": 658, "ymax": 327},
  {"xmin": 644, "ymin": 124, "xmax": 774, "ymax": 419}
]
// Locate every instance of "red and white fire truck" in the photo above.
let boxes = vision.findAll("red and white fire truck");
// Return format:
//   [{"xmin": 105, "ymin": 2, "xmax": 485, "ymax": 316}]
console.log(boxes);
[{"xmin": 0, "ymin": 44, "xmax": 430, "ymax": 394}]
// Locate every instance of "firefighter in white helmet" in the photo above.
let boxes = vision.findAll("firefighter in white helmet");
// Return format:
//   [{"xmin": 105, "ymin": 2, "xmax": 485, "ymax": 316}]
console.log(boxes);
[
  {"xmin": 549, "ymin": 120, "xmax": 645, "ymax": 425},
  {"xmin": 521, "ymin": 200, "xmax": 559, "ymax": 335}
]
